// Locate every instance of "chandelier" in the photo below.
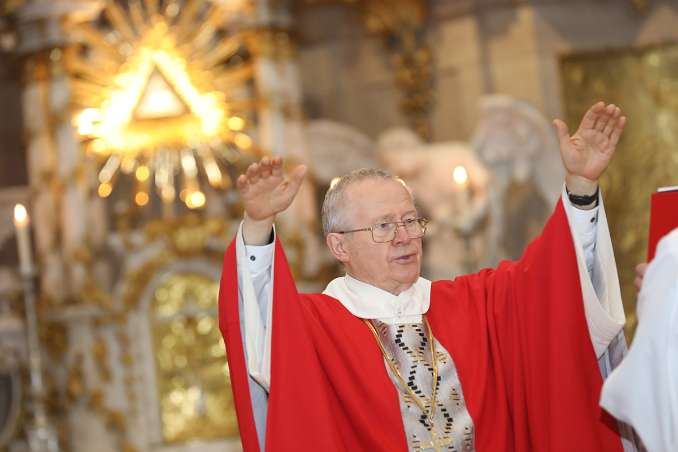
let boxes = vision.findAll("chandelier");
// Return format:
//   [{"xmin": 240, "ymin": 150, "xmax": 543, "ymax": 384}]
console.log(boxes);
[{"xmin": 69, "ymin": 0, "xmax": 257, "ymax": 209}]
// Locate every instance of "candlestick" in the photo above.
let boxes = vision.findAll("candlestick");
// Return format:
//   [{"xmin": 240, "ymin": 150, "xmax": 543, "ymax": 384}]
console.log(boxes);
[
  {"xmin": 13, "ymin": 205, "xmax": 59, "ymax": 451},
  {"xmin": 13, "ymin": 204, "xmax": 34, "ymax": 276}
]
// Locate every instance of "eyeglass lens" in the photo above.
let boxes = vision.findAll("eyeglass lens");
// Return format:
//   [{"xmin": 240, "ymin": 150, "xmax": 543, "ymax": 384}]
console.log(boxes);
[{"xmin": 372, "ymin": 220, "xmax": 426, "ymax": 243}]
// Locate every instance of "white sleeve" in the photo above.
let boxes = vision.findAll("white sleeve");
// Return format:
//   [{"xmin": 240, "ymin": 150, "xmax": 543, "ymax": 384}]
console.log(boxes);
[
  {"xmin": 567, "ymin": 202, "xmax": 598, "ymax": 279},
  {"xmin": 235, "ymin": 221, "xmax": 274, "ymax": 391},
  {"xmin": 600, "ymin": 230, "xmax": 678, "ymax": 452},
  {"xmin": 561, "ymin": 186, "xmax": 626, "ymax": 358}
]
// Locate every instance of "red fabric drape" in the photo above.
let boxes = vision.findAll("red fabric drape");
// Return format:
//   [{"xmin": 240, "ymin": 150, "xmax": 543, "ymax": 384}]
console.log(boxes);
[{"xmin": 219, "ymin": 200, "xmax": 623, "ymax": 451}]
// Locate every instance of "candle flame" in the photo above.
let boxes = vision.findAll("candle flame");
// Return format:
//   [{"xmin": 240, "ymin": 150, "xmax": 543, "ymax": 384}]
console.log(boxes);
[
  {"xmin": 13, "ymin": 204, "xmax": 29, "ymax": 227},
  {"xmin": 452, "ymin": 166, "xmax": 469, "ymax": 186}
]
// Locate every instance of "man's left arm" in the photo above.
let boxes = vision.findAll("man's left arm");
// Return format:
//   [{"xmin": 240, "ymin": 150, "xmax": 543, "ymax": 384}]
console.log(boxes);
[
  {"xmin": 562, "ymin": 188, "xmax": 627, "ymax": 363},
  {"xmin": 552, "ymin": 101, "xmax": 628, "ymax": 362}
]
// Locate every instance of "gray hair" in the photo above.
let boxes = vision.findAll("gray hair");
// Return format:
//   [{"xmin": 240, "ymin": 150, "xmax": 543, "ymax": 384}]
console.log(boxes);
[{"xmin": 321, "ymin": 168, "xmax": 413, "ymax": 236}]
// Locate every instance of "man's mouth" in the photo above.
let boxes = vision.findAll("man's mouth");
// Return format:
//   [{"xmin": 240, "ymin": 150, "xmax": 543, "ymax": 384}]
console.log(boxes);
[{"xmin": 394, "ymin": 253, "xmax": 416, "ymax": 263}]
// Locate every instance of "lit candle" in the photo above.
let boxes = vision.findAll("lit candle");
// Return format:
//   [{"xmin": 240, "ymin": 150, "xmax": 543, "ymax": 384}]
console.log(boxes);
[
  {"xmin": 453, "ymin": 165, "xmax": 469, "ymax": 187},
  {"xmin": 452, "ymin": 165, "xmax": 470, "ymax": 212},
  {"xmin": 13, "ymin": 204, "xmax": 34, "ymax": 276}
]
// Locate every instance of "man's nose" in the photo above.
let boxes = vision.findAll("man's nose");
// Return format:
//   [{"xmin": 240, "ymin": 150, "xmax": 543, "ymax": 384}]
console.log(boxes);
[{"xmin": 392, "ymin": 223, "xmax": 411, "ymax": 244}]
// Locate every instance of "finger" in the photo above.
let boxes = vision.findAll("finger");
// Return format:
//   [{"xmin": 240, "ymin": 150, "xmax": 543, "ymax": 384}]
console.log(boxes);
[
  {"xmin": 260, "ymin": 156, "xmax": 273, "ymax": 178},
  {"xmin": 634, "ymin": 276, "xmax": 643, "ymax": 292},
  {"xmin": 580, "ymin": 101, "xmax": 605, "ymax": 130},
  {"xmin": 602, "ymin": 121, "xmax": 615, "ymax": 138},
  {"xmin": 609, "ymin": 116, "xmax": 626, "ymax": 147},
  {"xmin": 236, "ymin": 174, "xmax": 249, "ymax": 192},
  {"xmin": 247, "ymin": 163, "xmax": 261, "ymax": 184},
  {"xmin": 246, "ymin": 163, "xmax": 257, "ymax": 178},
  {"xmin": 271, "ymin": 156, "xmax": 283, "ymax": 177},
  {"xmin": 287, "ymin": 165, "xmax": 308, "ymax": 196},
  {"xmin": 602, "ymin": 108, "xmax": 621, "ymax": 137},
  {"xmin": 594, "ymin": 104, "xmax": 616, "ymax": 132},
  {"xmin": 553, "ymin": 119, "xmax": 571, "ymax": 149},
  {"xmin": 635, "ymin": 262, "xmax": 648, "ymax": 276}
]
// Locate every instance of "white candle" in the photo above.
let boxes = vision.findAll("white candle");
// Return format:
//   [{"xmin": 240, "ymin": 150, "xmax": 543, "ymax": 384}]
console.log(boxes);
[
  {"xmin": 452, "ymin": 165, "xmax": 470, "ymax": 212},
  {"xmin": 453, "ymin": 165, "xmax": 469, "ymax": 187},
  {"xmin": 13, "ymin": 204, "xmax": 34, "ymax": 276}
]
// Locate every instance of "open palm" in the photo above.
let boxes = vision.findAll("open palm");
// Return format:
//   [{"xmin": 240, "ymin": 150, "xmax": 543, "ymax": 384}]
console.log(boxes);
[
  {"xmin": 554, "ymin": 102, "xmax": 626, "ymax": 182},
  {"xmin": 237, "ymin": 156, "xmax": 307, "ymax": 221}
]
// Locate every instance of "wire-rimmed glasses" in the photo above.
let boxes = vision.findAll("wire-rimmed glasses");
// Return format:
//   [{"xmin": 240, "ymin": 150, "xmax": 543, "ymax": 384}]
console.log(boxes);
[{"xmin": 334, "ymin": 217, "xmax": 429, "ymax": 243}]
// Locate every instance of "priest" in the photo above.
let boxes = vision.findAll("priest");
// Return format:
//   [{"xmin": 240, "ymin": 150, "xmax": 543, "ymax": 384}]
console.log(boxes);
[
  {"xmin": 600, "ymin": 229, "xmax": 678, "ymax": 452},
  {"xmin": 219, "ymin": 102, "xmax": 633, "ymax": 451}
]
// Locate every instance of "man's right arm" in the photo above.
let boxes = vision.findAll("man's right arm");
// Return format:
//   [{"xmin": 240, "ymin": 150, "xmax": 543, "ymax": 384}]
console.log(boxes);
[
  {"xmin": 236, "ymin": 221, "xmax": 275, "ymax": 390},
  {"xmin": 234, "ymin": 155, "xmax": 307, "ymax": 388},
  {"xmin": 243, "ymin": 215, "xmax": 275, "ymax": 245}
]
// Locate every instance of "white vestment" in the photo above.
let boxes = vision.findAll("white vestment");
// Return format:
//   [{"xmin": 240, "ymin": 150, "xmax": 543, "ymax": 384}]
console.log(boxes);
[{"xmin": 600, "ymin": 228, "xmax": 678, "ymax": 452}]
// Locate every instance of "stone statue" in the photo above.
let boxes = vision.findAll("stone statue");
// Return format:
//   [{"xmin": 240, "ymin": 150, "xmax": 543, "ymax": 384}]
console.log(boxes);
[
  {"xmin": 377, "ymin": 128, "xmax": 491, "ymax": 279},
  {"xmin": 471, "ymin": 95, "xmax": 564, "ymax": 263}
]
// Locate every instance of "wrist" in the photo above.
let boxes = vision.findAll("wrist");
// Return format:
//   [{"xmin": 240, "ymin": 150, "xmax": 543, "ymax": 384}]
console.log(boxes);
[
  {"xmin": 565, "ymin": 174, "xmax": 598, "ymax": 196},
  {"xmin": 243, "ymin": 214, "xmax": 275, "ymax": 245},
  {"xmin": 565, "ymin": 181, "xmax": 600, "ymax": 210}
]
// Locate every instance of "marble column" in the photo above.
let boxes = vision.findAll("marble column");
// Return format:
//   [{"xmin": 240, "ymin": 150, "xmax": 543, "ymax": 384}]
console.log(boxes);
[
  {"xmin": 252, "ymin": 0, "xmax": 326, "ymax": 282},
  {"xmin": 15, "ymin": 1, "xmax": 103, "ymax": 451},
  {"xmin": 17, "ymin": 0, "xmax": 103, "ymax": 304}
]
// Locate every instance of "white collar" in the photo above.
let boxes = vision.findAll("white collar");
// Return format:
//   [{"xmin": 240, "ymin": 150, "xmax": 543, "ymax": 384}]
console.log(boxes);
[{"xmin": 322, "ymin": 274, "xmax": 431, "ymax": 324}]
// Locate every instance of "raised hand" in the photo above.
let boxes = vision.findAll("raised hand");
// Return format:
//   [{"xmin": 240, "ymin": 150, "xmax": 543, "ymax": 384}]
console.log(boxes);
[
  {"xmin": 553, "ymin": 101, "xmax": 626, "ymax": 195},
  {"xmin": 237, "ymin": 156, "xmax": 307, "ymax": 244}
]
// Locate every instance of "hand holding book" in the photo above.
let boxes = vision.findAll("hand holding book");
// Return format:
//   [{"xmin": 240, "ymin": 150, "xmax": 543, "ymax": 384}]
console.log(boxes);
[{"xmin": 647, "ymin": 186, "xmax": 678, "ymax": 261}]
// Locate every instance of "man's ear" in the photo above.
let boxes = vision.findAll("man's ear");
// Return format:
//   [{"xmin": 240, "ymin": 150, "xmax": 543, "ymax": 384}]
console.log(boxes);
[{"xmin": 326, "ymin": 233, "xmax": 350, "ymax": 263}]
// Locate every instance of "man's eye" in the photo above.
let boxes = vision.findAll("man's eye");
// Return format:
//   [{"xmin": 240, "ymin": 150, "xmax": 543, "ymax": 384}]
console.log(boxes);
[
  {"xmin": 374, "ymin": 222, "xmax": 391, "ymax": 231},
  {"xmin": 404, "ymin": 218, "xmax": 417, "ymax": 225}
]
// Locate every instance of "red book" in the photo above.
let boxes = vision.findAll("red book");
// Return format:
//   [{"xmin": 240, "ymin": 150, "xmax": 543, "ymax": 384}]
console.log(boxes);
[{"xmin": 647, "ymin": 186, "xmax": 678, "ymax": 261}]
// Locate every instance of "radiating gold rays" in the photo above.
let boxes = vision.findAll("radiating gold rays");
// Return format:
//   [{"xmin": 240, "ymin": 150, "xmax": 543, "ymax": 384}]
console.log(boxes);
[{"xmin": 69, "ymin": 0, "xmax": 256, "ymax": 209}]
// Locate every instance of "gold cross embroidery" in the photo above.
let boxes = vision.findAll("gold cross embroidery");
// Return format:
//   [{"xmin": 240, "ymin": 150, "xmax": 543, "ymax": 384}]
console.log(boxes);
[{"xmin": 420, "ymin": 428, "xmax": 452, "ymax": 452}]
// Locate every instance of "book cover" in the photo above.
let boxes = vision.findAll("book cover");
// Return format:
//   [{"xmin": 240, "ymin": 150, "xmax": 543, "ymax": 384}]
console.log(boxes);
[{"xmin": 647, "ymin": 186, "xmax": 678, "ymax": 261}]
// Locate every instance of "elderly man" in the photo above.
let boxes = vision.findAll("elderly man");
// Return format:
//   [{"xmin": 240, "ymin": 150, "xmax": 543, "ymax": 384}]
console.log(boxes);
[{"xmin": 219, "ymin": 102, "xmax": 630, "ymax": 451}]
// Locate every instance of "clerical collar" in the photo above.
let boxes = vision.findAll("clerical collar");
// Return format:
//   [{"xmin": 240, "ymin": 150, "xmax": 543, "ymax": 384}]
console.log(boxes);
[{"xmin": 323, "ymin": 274, "xmax": 431, "ymax": 325}]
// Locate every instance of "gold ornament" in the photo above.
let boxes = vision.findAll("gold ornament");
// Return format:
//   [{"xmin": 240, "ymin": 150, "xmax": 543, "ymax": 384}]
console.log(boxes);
[{"xmin": 67, "ymin": 0, "xmax": 259, "ymax": 209}]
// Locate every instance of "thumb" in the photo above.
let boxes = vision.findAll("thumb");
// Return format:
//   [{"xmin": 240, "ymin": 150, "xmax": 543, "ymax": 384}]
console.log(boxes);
[
  {"xmin": 553, "ymin": 119, "xmax": 571, "ymax": 149},
  {"xmin": 287, "ymin": 164, "xmax": 308, "ymax": 195}
]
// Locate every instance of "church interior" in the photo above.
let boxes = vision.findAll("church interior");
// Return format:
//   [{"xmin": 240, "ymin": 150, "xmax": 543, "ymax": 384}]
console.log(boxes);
[{"xmin": 0, "ymin": 0, "xmax": 676, "ymax": 450}]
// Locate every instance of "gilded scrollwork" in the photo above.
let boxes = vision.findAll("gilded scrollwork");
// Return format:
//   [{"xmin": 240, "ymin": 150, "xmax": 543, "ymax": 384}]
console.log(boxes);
[
  {"xmin": 151, "ymin": 273, "xmax": 239, "ymax": 443},
  {"xmin": 300, "ymin": 0, "xmax": 434, "ymax": 139},
  {"xmin": 353, "ymin": 0, "xmax": 433, "ymax": 140},
  {"xmin": 631, "ymin": 0, "xmax": 649, "ymax": 13}
]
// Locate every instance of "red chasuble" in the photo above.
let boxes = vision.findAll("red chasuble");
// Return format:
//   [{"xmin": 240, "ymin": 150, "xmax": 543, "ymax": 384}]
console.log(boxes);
[{"xmin": 218, "ymin": 201, "xmax": 624, "ymax": 452}]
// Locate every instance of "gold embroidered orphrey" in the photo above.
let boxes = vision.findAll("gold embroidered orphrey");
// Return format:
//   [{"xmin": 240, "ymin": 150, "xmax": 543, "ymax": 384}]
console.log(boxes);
[{"xmin": 365, "ymin": 317, "xmax": 453, "ymax": 451}]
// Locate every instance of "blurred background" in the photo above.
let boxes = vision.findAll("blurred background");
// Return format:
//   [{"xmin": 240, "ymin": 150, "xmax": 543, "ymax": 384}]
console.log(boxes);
[{"xmin": 0, "ymin": 0, "xmax": 676, "ymax": 450}]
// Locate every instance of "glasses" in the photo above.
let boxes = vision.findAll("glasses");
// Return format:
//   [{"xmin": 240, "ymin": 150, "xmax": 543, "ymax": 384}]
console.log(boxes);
[{"xmin": 335, "ymin": 217, "xmax": 429, "ymax": 243}]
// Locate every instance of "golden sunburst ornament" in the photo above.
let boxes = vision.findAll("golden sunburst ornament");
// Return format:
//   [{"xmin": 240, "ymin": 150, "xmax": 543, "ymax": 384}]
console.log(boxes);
[{"xmin": 68, "ymin": 0, "xmax": 258, "ymax": 209}]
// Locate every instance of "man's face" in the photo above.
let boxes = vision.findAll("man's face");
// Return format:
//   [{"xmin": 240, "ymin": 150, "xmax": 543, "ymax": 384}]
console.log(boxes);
[{"xmin": 335, "ymin": 178, "xmax": 423, "ymax": 295}]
